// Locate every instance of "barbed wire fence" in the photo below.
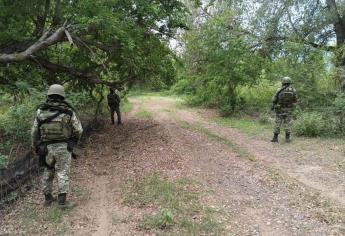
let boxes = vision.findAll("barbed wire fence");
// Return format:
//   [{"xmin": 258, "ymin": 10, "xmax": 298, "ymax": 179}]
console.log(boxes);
[{"xmin": 0, "ymin": 151, "xmax": 39, "ymax": 205}]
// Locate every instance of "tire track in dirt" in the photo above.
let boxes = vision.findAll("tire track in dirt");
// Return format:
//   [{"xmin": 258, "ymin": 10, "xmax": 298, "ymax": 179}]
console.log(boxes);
[
  {"xmin": 131, "ymin": 96, "xmax": 345, "ymax": 235},
  {"xmin": 93, "ymin": 176, "xmax": 111, "ymax": 236},
  {"xmin": 186, "ymin": 112, "xmax": 345, "ymax": 207},
  {"xmin": 140, "ymin": 96, "xmax": 345, "ymax": 207}
]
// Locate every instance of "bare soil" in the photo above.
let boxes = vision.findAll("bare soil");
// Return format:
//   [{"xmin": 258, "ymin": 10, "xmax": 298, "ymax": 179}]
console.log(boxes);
[{"xmin": 1, "ymin": 95, "xmax": 345, "ymax": 236}]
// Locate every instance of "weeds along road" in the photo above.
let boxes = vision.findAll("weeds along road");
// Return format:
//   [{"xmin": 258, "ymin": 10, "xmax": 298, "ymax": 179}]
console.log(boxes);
[{"xmin": 1, "ymin": 95, "xmax": 345, "ymax": 236}]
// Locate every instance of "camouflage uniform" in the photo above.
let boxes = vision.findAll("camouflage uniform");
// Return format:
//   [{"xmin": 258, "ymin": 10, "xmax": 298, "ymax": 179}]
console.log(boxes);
[
  {"xmin": 271, "ymin": 78, "xmax": 297, "ymax": 142},
  {"xmin": 42, "ymin": 143, "xmax": 71, "ymax": 195},
  {"xmin": 272, "ymin": 89, "xmax": 296, "ymax": 134},
  {"xmin": 31, "ymin": 96, "xmax": 83, "ymax": 198}
]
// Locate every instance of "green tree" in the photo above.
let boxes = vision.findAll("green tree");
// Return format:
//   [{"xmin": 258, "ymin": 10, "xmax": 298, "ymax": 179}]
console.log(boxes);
[
  {"xmin": 0, "ymin": 0, "xmax": 189, "ymax": 93},
  {"xmin": 181, "ymin": 4, "xmax": 264, "ymax": 114}
]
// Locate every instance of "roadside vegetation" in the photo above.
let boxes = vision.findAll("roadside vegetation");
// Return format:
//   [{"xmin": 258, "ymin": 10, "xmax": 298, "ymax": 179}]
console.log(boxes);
[
  {"xmin": 124, "ymin": 172, "xmax": 223, "ymax": 235},
  {"xmin": 172, "ymin": 1, "xmax": 345, "ymax": 139}
]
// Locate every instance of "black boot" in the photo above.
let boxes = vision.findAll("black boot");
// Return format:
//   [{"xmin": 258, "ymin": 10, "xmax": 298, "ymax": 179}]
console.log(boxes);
[
  {"xmin": 58, "ymin": 193, "xmax": 75, "ymax": 209},
  {"xmin": 271, "ymin": 133, "xmax": 279, "ymax": 143},
  {"xmin": 286, "ymin": 132, "xmax": 291, "ymax": 143},
  {"xmin": 44, "ymin": 194, "xmax": 55, "ymax": 207}
]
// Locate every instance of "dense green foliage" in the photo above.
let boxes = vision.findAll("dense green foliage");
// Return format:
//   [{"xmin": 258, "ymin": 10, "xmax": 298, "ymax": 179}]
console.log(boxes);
[
  {"xmin": 0, "ymin": 0, "xmax": 188, "ymax": 90},
  {"xmin": 0, "ymin": 0, "xmax": 191, "ymax": 160},
  {"xmin": 1, "ymin": 0, "xmax": 345, "ymax": 160},
  {"xmin": 172, "ymin": 0, "xmax": 345, "ymax": 137}
]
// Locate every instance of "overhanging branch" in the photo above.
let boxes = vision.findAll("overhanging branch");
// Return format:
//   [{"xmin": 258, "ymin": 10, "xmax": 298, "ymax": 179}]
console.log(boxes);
[
  {"xmin": 252, "ymin": 35, "xmax": 336, "ymax": 52},
  {"xmin": 0, "ymin": 27, "xmax": 67, "ymax": 63},
  {"xmin": 30, "ymin": 57, "xmax": 122, "ymax": 88}
]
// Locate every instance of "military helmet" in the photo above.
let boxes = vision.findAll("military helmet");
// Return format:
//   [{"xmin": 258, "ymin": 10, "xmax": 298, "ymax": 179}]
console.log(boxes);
[
  {"xmin": 282, "ymin": 76, "xmax": 292, "ymax": 85},
  {"xmin": 47, "ymin": 84, "xmax": 66, "ymax": 97}
]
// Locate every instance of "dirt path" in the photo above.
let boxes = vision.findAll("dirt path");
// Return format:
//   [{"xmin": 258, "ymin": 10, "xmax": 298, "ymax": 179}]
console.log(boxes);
[
  {"xmin": 1, "ymin": 95, "xmax": 345, "ymax": 235},
  {"xmin": 131, "ymin": 96, "xmax": 345, "ymax": 235}
]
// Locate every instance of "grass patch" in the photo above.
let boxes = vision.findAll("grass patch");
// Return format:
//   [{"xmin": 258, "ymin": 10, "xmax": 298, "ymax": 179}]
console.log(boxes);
[
  {"xmin": 136, "ymin": 108, "xmax": 153, "ymax": 119},
  {"xmin": 46, "ymin": 207, "xmax": 68, "ymax": 224},
  {"xmin": 121, "ymin": 100, "xmax": 134, "ymax": 114},
  {"xmin": 20, "ymin": 204, "xmax": 71, "ymax": 235},
  {"xmin": 0, "ymin": 154, "xmax": 8, "ymax": 169},
  {"xmin": 197, "ymin": 125, "xmax": 255, "ymax": 161},
  {"xmin": 178, "ymin": 121, "xmax": 255, "ymax": 162},
  {"xmin": 128, "ymin": 90, "xmax": 171, "ymax": 98},
  {"xmin": 214, "ymin": 117, "xmax": 272, "ymax": 137},
  {"xmin": 140, "ymin": 208, "xmax": 175, "ymax": 230},
  {"xmin": 124, "ymin": 172, "xmax": 223, "ymax": 234},
  {"xmin": 178, "ymin": 120, "xmax": 192, "ymax": 129},
  {"xmin": 124, "ymin": 172, "xmax": 197, "ymax": 211}
]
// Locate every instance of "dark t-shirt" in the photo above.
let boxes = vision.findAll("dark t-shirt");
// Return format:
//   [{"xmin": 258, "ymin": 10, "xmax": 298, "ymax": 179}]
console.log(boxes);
[{"xmin": 107, "ymin": 93, "xmax": 120, "ymax": 108}]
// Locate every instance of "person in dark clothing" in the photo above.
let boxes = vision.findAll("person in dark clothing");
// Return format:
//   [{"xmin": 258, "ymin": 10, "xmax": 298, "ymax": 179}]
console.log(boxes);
[{"xmin": 107, "ymin": 88, "xmax": 122, "ymax": 125}]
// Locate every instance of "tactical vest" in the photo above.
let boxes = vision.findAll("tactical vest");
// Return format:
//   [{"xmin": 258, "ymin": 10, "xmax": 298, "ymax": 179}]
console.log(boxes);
[
  {"xmin": 37, "ymin": 101, "xmax": 73, "ymax": 142},
  {"xmin": 107, "ymin": 93, "xmax": 120, "ymax": 107},
  {"xmin": 277, "ymin": 87, "xmax": 296, "ymax": 107}
]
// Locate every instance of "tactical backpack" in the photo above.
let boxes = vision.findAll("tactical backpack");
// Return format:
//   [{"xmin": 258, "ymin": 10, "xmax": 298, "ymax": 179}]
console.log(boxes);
[
  {"xmin": 107, "ymin": 93, "xmax": 120, "ymax": 107},
  {"xmin": 37, "ymin": 102, "xmax": 74, "ymax": 142},
  {"xmin": 277, "ymin": 87, "xmax": 296, "ymax": 107}
]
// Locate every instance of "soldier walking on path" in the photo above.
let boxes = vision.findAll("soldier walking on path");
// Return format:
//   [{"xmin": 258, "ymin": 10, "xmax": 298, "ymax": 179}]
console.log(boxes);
[
  {"xmin": 271, "ymin": 77, "xmax": 298, "ymax": 143},
  {"xmin": 107, "ymin": 88, "xmax": 122, "ymax": 125},
  {"xmin": 31, "ymin": 84, "xmax": 83, "ymax": 208}
]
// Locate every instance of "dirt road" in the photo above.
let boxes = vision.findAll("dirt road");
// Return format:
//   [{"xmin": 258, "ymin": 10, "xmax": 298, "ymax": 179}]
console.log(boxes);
[{"xmin": 1, "ymin": 95, "xmax": 345, "ymax": 235}]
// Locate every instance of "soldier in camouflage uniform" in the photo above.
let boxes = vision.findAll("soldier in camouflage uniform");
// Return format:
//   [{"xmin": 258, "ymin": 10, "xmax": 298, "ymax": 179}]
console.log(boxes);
[
  {"xmin": 107, "ymin": 88, "xmax": 122, "ymax": 125},
  {"xmin": 271, "ymin": 77, "xmax": 298, "ymax": 143},
  {"xmin": 31, "ymin": 84, "xmax": 83, "ymax": 207}
]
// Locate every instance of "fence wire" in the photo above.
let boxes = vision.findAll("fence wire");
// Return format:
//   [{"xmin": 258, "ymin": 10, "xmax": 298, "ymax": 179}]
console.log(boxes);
[{"xmin": 0, "ymin": 152, "xmax": 39, "ymax": 203}]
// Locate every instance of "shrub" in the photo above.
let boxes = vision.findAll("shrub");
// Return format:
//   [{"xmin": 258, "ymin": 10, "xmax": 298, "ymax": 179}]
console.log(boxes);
[
  {"xmin": 332, "ymin": 94, "xmax": 345, "ymax": 133},
  {"xmin": 0, "ymin": 101, "xmax": 36, "ymax": 145},
  {"xmin": 293, "ymin": 112, "xmax": 328, "ymax": 137},
  {"xmin": 0, "ymin": 154, "xmax": 8, "ymax": 169},
  {"xmin": 171, "ymin": 76, "xmax": 197, "ymax": 95},
  {"xmin": 259, "ymin": 112, "xmax": 272, "ymax": 124}
]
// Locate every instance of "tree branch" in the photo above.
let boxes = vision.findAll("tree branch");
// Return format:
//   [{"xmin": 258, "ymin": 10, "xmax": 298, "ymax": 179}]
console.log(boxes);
[
  {"xmin": 0, "ymin": 27, "xmax": 67, "ymax": 63},
  {"xmin": 52, "ymin": 0, "xmax": 62, "ymax": 27},
  {"xmin": 33, "ymin": 0, "xmax": 51, "ymax": 37},
  {"xmin": 251, "ymin": 35, "xmax": 336, "ymax": 52},
  {"xmin": 30, "ymin": 57, "xmax": 122, "ymax": 88}
]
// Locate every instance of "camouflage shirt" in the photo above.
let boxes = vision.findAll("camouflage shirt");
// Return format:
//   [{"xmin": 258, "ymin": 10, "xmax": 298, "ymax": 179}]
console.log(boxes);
[
  {"xmin": 31, "ymin": 101, "xmax": 83, "ymax": 147},
  {"xmin": 272, "ymin": 86, "xmax": 298, "ymax": 108}
]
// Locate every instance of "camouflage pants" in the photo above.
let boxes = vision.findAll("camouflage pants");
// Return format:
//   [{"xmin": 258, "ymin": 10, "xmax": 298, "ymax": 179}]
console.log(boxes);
[
  {"xmin": 42, "ymin": 143, "xmax": 71, "ymax": 195},
  {"xmin": 274, "ymin": 111, "xmax": 293, "ymax": 134}
]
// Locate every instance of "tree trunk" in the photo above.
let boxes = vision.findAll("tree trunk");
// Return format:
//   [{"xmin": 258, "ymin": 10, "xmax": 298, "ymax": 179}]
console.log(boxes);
[
  {"xmin": 326, "ymin": 0, "xmax": 345, "ymax": 90},
  {"xmin": 326, "ymin": 0, "xmax": 345, "ymax": 46}
]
